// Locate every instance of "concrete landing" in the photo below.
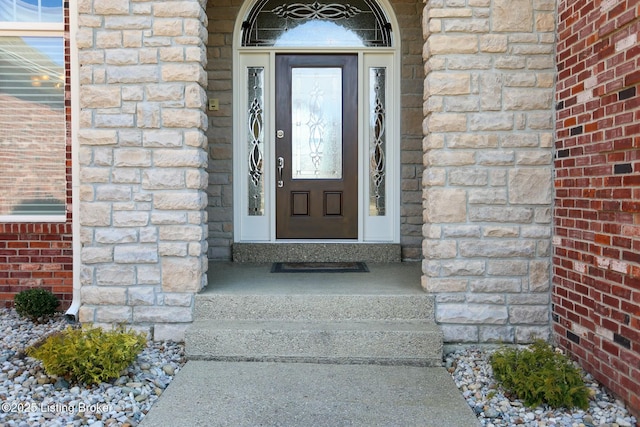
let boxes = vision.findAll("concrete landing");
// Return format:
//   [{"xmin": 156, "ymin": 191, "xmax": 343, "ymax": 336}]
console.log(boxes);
[
  {"xmin": 201, "ymin": 261, "xmax": 425, "ymax": 295},
  {"xmin": 139, "ymin": 361, "xmax": 481, "ymax": 427}
]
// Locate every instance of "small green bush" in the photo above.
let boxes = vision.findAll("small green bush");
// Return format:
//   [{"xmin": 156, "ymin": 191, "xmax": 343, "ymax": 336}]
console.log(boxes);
[
  {"xmin": 27, "ymin": 325, "xmax": 146, "ymax": 385},
  {"xmin": 489, "ymin": 340, "xmax": 590, "ymax": 410},
  {"xmin": 14, "ymin": 288, "xmax": 59, "ymax": 320}
]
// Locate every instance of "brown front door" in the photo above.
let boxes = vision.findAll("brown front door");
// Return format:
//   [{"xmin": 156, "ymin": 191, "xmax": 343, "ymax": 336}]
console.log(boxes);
[{"xmin": 275, "ymin": 54, "xmax": 358, "ymax": 239}]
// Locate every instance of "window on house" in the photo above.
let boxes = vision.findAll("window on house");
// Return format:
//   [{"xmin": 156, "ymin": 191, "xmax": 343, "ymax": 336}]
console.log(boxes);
[
  {"xmin": 241, "ymin": 0, "xmax": 392, "ymax": 47},
  {"xmin": 0, "ymin": 0, "xmax": 66, "ymax": 220}
]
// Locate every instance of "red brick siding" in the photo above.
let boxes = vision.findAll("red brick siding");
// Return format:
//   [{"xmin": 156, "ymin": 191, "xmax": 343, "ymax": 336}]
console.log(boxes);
[
  {"xmin": 0, "ymin": 223, "xmax": 73, "ymax": 308},
  {"xmin": 555, "ymin": 0, "xmax": 640, "ymax": 417},
  {"xmin": 0, "ymin": 2, "xmax": 73, "ymax": 309}
]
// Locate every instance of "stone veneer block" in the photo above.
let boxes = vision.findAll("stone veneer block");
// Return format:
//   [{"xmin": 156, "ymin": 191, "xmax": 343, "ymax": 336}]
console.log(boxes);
[
  {"xmin": 154, "ymin": 323, "xmax": 190, "ymax": 342},
  {"xmin": 492, "ymin": 0, "xmax": 533, "ymax": 32},
  {"xmin": 161, "ymin": 257, "xmax": 203, "ymax": 292},
  {"xmin": 81, "ymin": 287, "xmax": 127, "ymax": 305},
  {"xmin": 80, "ymin": 86, "xmax": 122, "ymax": 108},
  {"xmin": 424, "ymin": 189, "xmax": 467, "ymax": 223},
  {"xmin": 436, "ymin": 304, "xmax": 508, "ymax": 324},
  {"xmin": 508, "ymin": 168, "xmax": 552, "ymax": 204},
  {"xmin": 428, "ymin": 35, "xmax": 478, "ymax": 54}
]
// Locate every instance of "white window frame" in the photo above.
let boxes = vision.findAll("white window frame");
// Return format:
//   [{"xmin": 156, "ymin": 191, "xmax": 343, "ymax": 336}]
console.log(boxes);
[{"xmin": 0, "ymin": 6, "xmax": 66, "ymax": 223}]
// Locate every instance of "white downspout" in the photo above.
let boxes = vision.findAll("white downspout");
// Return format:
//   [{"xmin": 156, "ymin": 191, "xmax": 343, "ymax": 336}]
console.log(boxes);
[{"xmin": 65, "ymin": 0, "xmax": 81, "ymax": 321}]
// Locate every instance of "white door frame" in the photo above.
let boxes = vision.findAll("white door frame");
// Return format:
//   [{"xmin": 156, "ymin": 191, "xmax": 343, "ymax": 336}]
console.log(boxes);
[{"xmin": 232, "ymin": 0, "xmax": 401, "ymax": 244}]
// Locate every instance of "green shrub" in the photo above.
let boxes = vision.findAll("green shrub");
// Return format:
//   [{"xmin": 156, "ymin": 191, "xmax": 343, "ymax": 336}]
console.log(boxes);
[
  {"xmin": 14, "ymin": 288, "xmax": 59, "ymax": 320},
  {"xmin": 27, "ymin": 325, "xmax": 146, "ymax": 385},
  {"xmin": 489, "ymin": 340, "xmax": 590, "ymax": 409}
]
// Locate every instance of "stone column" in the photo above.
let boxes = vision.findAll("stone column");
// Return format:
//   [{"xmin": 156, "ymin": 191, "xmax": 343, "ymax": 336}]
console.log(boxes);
[
  {"xmin": 422, "ymin": 0, "xmax": 556, "ymax": 344},
  {"xmin": 77, "ymin": 0, "xmax": 209, "ymax": 341}
]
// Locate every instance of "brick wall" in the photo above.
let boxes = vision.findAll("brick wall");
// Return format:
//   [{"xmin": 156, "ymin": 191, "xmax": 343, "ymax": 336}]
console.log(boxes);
[
  {"xmin": 0, "ymin": 3, "xmax": 73, "ymax": 309},
  {"xmin": 0, "ymin": 223, "xmax": 73, "ymax": 308},
  {"xmin": 554, "ymin": 0, "xmax": 640, "ymax": 416}
]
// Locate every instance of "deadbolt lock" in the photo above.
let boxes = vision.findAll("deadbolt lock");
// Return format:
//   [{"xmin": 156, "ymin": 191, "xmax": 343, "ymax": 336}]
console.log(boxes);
[{"xmin": 276, "ymin": 130, "xmax": 284, "ymax": 139}]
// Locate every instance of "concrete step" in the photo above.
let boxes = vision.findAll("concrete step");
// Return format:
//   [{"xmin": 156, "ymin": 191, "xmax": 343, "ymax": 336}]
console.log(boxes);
[
  {"xmin": 188, "ymin": 264, "xmax": 443, "ymax": 367},
  {"xmin": 185, "ymin": 319, "xmax": 443, "ymax": 366},
  {"xmin": 193, "ymin": 293, "xmax": 435, "ymax": 321}
]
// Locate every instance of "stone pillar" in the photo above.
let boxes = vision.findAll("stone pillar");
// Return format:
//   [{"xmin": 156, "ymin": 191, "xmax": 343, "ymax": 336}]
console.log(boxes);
[
  {"xmin": 77, "ymin": 0, "xmax": 209, "ymax": 341},
  {"xmin": 422, "ymin": 0, "xmax": 555, "ymax": 343}
]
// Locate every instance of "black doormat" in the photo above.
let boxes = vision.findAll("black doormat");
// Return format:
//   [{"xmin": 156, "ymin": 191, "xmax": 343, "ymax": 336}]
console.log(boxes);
[{"xmin": 271, "ymin": 262, "xmax": 369, "ymax": 273}]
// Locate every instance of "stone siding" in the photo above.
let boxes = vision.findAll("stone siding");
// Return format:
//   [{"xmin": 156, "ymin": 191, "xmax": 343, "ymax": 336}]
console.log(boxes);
[
  {"xmin": 205, "ymin": 0, "xmax": 425, "ymax": 260},
  {"xmin": 77, "ymin": 0, "xmax": 209, "ymax": 340},
  {"xmin": 554, "ymin": 0, "xmax": 640, "ymax": 416},
  {"xmin": 397, "ymin": 0, "xmax": 427, "ymax": 260},
  {"xmin": 205, "ymin": 0, "xmax": 238, "ymax": 261},
  {"xmin": 422, "ymin": 0, "xmax": 556, "ymax": 343}
]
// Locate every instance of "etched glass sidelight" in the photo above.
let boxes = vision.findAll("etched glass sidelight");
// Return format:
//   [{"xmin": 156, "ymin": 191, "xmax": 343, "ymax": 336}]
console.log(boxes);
[
  {"xmin": 291, "ymin": 67, "xmax": 342, "ymax": 180},
  {"xmin": 247, "ymin": 67, "xmax": 265, "ymax": 216},
  {"xmin": 369, "ymin": 67, "xmax": 386, "ymax": 216}
]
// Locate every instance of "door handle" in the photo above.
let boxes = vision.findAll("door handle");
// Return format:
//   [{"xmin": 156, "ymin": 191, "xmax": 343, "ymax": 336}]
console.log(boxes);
[{"xmin": 277, "ymin": 157, "xmax": 284, "ymax": 188}]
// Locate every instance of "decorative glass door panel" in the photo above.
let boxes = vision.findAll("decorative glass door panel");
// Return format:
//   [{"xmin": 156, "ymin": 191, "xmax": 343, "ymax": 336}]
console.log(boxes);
[
  {"xmin": 275, "ymin": 55, "xmax": 358, "ymax": 239},
  {"xmin": 291, "ymin": 67, "xmax": 343, "ymax": 180}
]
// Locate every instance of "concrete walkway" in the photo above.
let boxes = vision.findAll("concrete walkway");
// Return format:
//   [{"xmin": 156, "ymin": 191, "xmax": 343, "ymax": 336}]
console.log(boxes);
[
  {"xmin": 138, "ymin": 361, "xmax": 480, "ymax": 427},
  {"xmin": 140, "ymin": 263, "xmax": 480, "ymax": 426}
]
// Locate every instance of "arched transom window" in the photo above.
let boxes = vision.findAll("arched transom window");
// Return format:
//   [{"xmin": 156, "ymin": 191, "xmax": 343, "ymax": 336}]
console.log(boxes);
[{"xmin": 241, "ymin": 0, "xmax": 393, "ymax": 47}]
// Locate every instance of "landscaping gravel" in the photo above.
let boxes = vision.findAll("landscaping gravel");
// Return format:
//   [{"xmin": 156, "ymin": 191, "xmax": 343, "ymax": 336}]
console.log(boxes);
[
  {"xmin": 0, "ymin": 309, "xmax": 185, "ymax": 427},
  {"xmin": 0, "ymin": 308, "xmax": 637, "ymax": 427},
  {"xmin": 446, "ymin": 347, "xmax": 637, "ymax": 427}
]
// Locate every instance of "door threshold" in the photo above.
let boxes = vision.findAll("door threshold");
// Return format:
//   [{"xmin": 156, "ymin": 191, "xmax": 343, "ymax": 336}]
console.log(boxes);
[
  {"xmin": 273, "ymin": 239, "xmax": 359, "ymax": 243},
  {"xmin": 232, "ymin": 242, "xmax": 401, "ymax": 263}
]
